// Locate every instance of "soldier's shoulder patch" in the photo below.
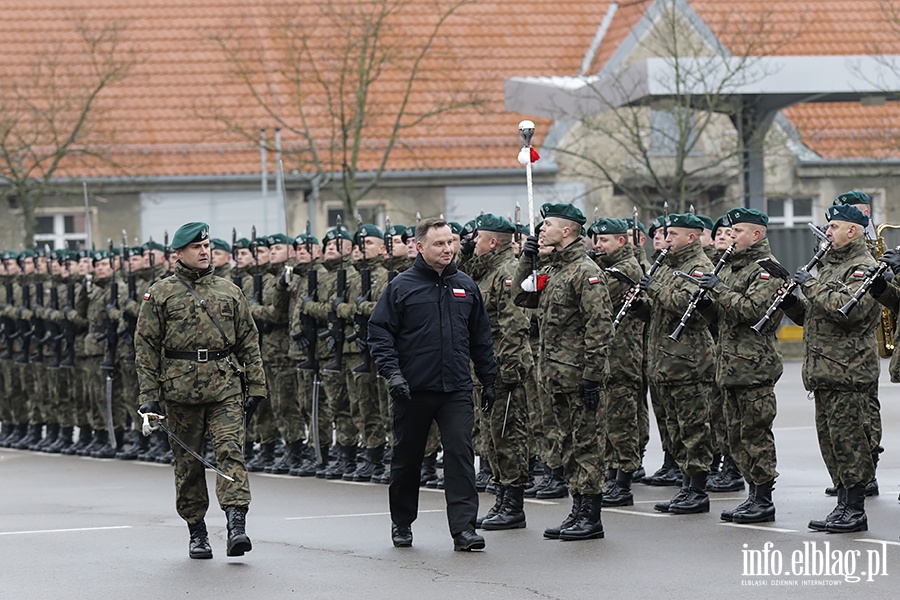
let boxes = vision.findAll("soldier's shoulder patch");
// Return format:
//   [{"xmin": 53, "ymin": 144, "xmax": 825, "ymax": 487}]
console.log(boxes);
[
  {"xmin": 504, "ymin": 279, "xmax": 512, "ymax": 287},
  {"xmin": 452, "ymin": 288, "xmax": 467, "ymax": 297},
  {"xmin": 692, "ymin": 270, "xmax": 704, "ymax": 278},
  {"xmin": 143, "ymin": 292, "xmax": 151, "ymax": 301},
  {"xmin": 852, "ymin": 269, "xmax": 865, "ymax": 278},
  {"xmin": 759, "ymin": 272, "xmax": 770, "ymax": 280},
  {"xmin": 588, "ymin": 275, "xmax": 601, "ymax": 285}
]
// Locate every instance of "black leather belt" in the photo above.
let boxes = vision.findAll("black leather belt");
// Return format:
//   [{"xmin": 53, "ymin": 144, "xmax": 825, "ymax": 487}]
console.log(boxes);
[{"xmin": 164, "ymin": 348, "xmax": 230, "ymax": 362}]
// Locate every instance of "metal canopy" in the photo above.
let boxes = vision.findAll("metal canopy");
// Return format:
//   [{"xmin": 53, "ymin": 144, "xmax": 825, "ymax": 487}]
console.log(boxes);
[{"xmin": 505, "ymin": 55, "xmax": 900, "ymax": 210}]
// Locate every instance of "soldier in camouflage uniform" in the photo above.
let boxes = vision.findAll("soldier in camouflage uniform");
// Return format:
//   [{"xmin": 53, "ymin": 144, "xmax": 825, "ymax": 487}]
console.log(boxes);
[
  {"xmin": 136, "ymin": 221, "xmax": 266, "ymax": 559},
  {"xmin": 0, "ymin": 253, "xmax": 27, "ymax": 447},
  {"xmin": 698, "ymin": 208, "xmax": 783, "ymax": 523},
  {"xmin": 624, "ymin": 217, "xmax": 650, "ymax": 482},
  {"xmin": 210, "ymin": 238, "xmax": 233, "ymax": 280},
  {"xmin": 467, "ymin": 214, "xmax": 533, "ymax": 531},
  {"xmin": 513, "ymin": 203, "xmax": 611, "ymax": 542},
  {"xmin": 60, "ymin": 251, "xmax": 94, "ymax": 455},
  {"xmin": 589, "ymin": 218, "xmax": 644, "ymax": 507},
  {"xmin": 637, "ymin": 213, "xmax": 716, "ymax": 515},
  {"xmin": 781, "ymin": 205, "xmax": 879, "ymax": 534}
]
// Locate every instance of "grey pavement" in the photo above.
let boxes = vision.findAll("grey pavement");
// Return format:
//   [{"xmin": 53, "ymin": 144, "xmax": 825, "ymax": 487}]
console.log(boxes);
[{"xmin": 3, "ymin": 359, "xmax": 900, "ymax": 599}]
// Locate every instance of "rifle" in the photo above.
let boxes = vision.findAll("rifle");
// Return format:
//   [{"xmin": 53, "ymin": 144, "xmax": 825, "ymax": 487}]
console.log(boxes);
[
  {"xmin": 16, "ymin": 272, "xmax": 33, "ymax": 365},
  {"xmin": 121, "ymin": 231, "xmax": 138, "ymax": 363},
  {"xmin": 321, "ymin": 215, "xmax": 347, "ymax": 373},
  {"xmin": 231, "ymin": 228, "xmax": 242, "ymax": 288},
  {"xmin": 147, "ymin": 236, "xmax": 158, "ymax": 285},
  {"xmin": 668, "ymin": 243, "xmax": 735, "ymax": 342},
  {"xmin": 163, "ymin": 230, "xmax": 171, "ymax": 276},
  {"xmin": 249, "ymin": 225, "xmax": 266, "ymax": 346},
  {"xmin": 350, "ymin": 224, "xmax": 372, "ymax": 374},
  {"xmin": 100, "ymin": 239, "xmax": 119, "ymax": 371},
  {"xmin": 0, "ymin": 276, "xmax": 16, "ymax": 361},
  {"xmin": 752, "ymin": 223, "xmax": 831, "ymax": 334},
  {"xmin": 47, "ymin": 256, "xmax": 63, "ymax": 369},
  {"xmin": 385, "ymin": 217, "xmax": 397, "ymax": 283},
  {"xmin": 30, "ymin": 276, "xmax": 47, "ymax": 364},
  {"xmin": 296, "ymin": 222, "xmax": 320, "ymax": 371},
  {"xmin": 633, "ymin": 206, "xmax": 646, "ymax": 274},
  {"xmin": 612, "ymin": 247, "xmax": 670, "ymax": 331}
]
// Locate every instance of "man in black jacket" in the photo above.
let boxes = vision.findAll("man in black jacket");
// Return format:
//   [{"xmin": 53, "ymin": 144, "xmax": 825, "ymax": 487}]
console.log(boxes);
[{"xmin": 368, "ymin": 217, "xmax": 498, "ymax": 552}]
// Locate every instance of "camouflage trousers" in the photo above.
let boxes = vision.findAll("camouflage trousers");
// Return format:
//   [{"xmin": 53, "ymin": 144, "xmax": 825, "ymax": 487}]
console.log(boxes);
[
  {"xmin": 866, "ymin": 382, "xmax": 884, "ymax": 465},
  {"xmin": 658, "ymin": 381, "xmax": 714, "ymax": 477},
  {"xmin": 247, "ymin": 395, "xmax": 278, "ymax": 445},
  {"xmin": 167, "ymin": 394, "xmax": 251, "ymax": 524},
  {"xmin": 605, "ymin": 379, "xmax": 642, "ymax": 473},
  {"xmin": 637, "ymin": 375, "xmax": 650, "ymax": 458},
  {"xmin": 321, "ymin": 361, "xmax": 359, "ymax": 447},
  {"xmin": 350, "ymin": 369, "xmax": 387, "ymax": 449},
  {"xmin": 0, "ymin": 361, "xmax": 24, "ymax": 424},
  {"xmin": 266, "ymin": 362, "xmax": 304, "ymax": 444},
  {"xmin": 84, "ymin": 359, "xmax": 128, "ymax": 430},
  {"xmin": 708, "ymin": 385, "xmax": 729, "ymax": 456},
  {"xmin": 42, "ymin": 366, "xmax": 65, "ymax": 425},
  {"xmin": 814, "ymin": 388, "xmax": 876, "ymax": 489},
  {"xmin": 525, "ymin": 369, "xmax": 560, "ymax": 467},
  {"xmin": 22, "ymin": 363, "xmax": 48, "ymax": 423},
  {"xmin": 55, "ymin": 369, "xmax": 75, "ymax": 429},
  {"xmin": 120, "ymin": 361, "xmax": 141, "ymax": 431},
  {"xmin": 722, "ymin": 384, "xmax": 779, "ymax": 485},
  {"xmin": 484, "ymin": 384, "xmax": 530, "ymax": 488},
  {"xmin": 648, "ymin": 381, "xmax": 672, "ymax": 454},
  {"xmin": 541, "ymin": 382, "xmax": 606, "ymax": 496},
  {"xmin": 295, "ymin": 368, "xmax": 332, "ymax": 448}
]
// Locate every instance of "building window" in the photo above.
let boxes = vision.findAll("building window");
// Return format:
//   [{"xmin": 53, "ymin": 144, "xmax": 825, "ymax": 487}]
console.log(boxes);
[
  {"xmin": 326, "ymin": 205, "xmax": 381, "ymax": 230},
  {"xmin": 766, "ymin": 197, "xmax": 814, "ymax": 228},
  {"xmin": 33, "ymin": 213, "xmax": 87, "ymax": 250}
]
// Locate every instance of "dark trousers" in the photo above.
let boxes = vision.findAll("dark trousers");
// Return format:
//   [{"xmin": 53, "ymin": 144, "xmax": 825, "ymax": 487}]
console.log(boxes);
[{"xmin": 389, "ymin": 390, "xmax": 478, "ymax": 536}]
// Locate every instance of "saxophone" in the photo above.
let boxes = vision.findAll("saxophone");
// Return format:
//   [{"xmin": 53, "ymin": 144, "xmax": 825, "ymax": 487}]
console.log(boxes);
[{"xmin": 874, "ymin": 223, "xmax": 900, "ymax": 358}]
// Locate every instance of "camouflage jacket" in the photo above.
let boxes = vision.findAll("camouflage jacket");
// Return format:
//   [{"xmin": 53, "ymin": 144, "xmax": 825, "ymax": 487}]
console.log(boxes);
[
  {"xmin": 80, "ymin": 274, "xmax": 116, "ymax": 358},
  {"xmin": 467, "ymin": 245, "xmax": 534, "ymax": 388},
  {"xmin": 513, "ymin": 239, "xmax": 611, "ymax": 390},
  {"xmin": 356, "ymin": 256, "xmax": 390, "ymax": 318},
  {"xmin": 302, "ymin": 256, "xmax": 361, "ymax": 359},
  {"xmin": 135, "ymin": 261, "xmax": 266, "ymax": 406},
  {"xmin": 597, "ymin": 244, "xmax": 644, "ymax": 385},
  {"xmin": 871, "ymin": 277, "xmax": 900, "ymax": 383},
  {"xmin": 250, "ymin": 262, "xmax": 290, "ymax": 364},
  {"xmin": 214, "ymin": 263, "xmax": 233, "ymax": 280},
  {"xmin": 784, "ymin": 235, "xmax": 880, "ymax": 390},
  {"xmin": 283, "ymin": 259, "xmax": 326, "ymax": 362},
  {"xmin": 644, "ymin": 240, "xmax": 715, "ymax": 385},
  {"xmin": 707, "ymin": 238, "xmax": 784, "ymax": 387}
]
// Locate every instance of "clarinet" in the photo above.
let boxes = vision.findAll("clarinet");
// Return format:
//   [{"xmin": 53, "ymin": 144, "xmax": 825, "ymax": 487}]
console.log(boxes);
[
  {"xmin": 613, "ymin": 247, "xmax": 669, "ymax": 331},
  {"xmin": 669, "ymin": 244, "xmax": 735, "ymax": 341}
]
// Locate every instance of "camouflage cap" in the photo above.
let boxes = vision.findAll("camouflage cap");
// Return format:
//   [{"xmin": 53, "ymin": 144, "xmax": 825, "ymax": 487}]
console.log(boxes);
[
  {"xmin": 540, "ymin": 202, "xmax": 586, "ymax": 225},
  {"xmin": 826, "ymin": 204, "xmax": 869, "ymax": 227},
  {"xmin": 624, "ymin": 217, "xmax": 647, "ymax": 235},
  {"xmin": 292, "ymin": 234, "xmax": 320, "ymax": 248},
  {"xmin": 265, "ymin": 233, "xmax": 290, "ymax": 246},
  {"xmin": 448, "ymin": 221, "xmax": 464, "ymax": 235},
  {"xmin": 665, "ymin": 213, "xmax": 705, "ymax": 230},
  {"xmin": 590, "ymin": 217, "xmax": 630, "ymax": 235},
  {"xmin": 697, "ymin": 214, "xmax": 715, "ymax": 231},
  {"xmin": 833, "ymin": 190, "xmax": 870, "ymax": 206},
  {"xmin": 475, "ymin": 214, "xmax": 515, "ymax": 234},
  {"xmin": 210, "ymin": 238, "xmax": 232, "ymax": 253},
  {"xmin": 143, "ymin": 240, "xmax": 166, "ymax": 253},
  {"xmin": 724, "ymin": 207, "xmax": 768, "ymax": 227},
  {"xmin": 171, "ymin": 222, "xmax": 210, "ymax": 250},
  {"xmin": 354, "ymin": 224, "xmax": 384, "ymax": 245}
]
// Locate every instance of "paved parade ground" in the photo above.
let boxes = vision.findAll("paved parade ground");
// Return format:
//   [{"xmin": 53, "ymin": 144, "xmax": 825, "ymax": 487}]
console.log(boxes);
[{"xmin": 3, "ymin": 360, "xmax": 900, "ymax": 599}]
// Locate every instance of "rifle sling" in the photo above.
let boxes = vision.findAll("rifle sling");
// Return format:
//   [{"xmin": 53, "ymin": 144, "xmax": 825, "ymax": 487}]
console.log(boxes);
[{"xmin": 174, "ymin": 276, "xmax": 231, "ymax": 350}]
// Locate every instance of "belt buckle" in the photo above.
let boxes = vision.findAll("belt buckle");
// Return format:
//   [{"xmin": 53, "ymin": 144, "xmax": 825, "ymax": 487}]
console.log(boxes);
[{"xmin": 197, "ymin": 348, "xmax": 209, "ymax": 362}]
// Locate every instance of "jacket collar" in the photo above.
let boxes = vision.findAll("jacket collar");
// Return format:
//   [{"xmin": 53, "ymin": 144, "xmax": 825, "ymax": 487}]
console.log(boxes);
[
  {"xmin": 175, "ymin": 260, "xmax": 213, "ymax": 282},
  {"xmin": 413, "ymin": 252, "xmax": 458, "ymax": 279}
]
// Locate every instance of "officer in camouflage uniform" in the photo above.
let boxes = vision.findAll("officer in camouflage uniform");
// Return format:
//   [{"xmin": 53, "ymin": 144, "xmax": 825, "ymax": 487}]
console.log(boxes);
[
  {"xmin": 467, "ymin": 214, "xmax": 533, "ymax": 531},
  {"xmin": 782, "ymin": 204, "xmax": 879, "ymax": 534},
  {"xmin": 589, "ymin": 218, "xmax": 644, "ymax": 507},
  {"xmin": 513, "ymin": 203, "xmax": 611, "ymax": 542},
  {"xmin": 136, "ymin": 221, "xmax": 266, "ymax": 559},
  {"xmin": 698, "ymin": 208, "xmax": 784, "ymax": 523},
  {"xmin": 624, "ymin": 217, "xmax": 650, "ymax": 482},
  {"xmin": 637, "ymin": 213, "xmax": 716, "ymax": 515}
]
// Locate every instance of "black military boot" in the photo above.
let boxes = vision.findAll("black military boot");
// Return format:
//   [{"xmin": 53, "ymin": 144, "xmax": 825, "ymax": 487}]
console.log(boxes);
[
  {"xmin": 809, "ymin": 486, "xmax": 846, "ymax": 531},
  {"xmin": 476, "ymin": 486, "xmax": 505, "ymax": 529},
  {"xmin": 733, "ymin": 480, "xmax": 776, "ymax": 524},
  {"xmin": 14, "ymin": 424, "xmax": 41, "ymax": 450},
  {"xmin": 247, "ymin": 442, "xmax": 276, "ymax": 472},
  {"xmin": 48, "ymin": 426, "xmax": 74, "ymax": 454},
  {"xmin": 292, "ymin": 446, "xmax": 330, "ymax": 477},
  {"xmin": 559, "ymin": 494, "xmax": 604, "ymax": 541},
  {"xmin": 475, "ymin": 460, "xmax": 492, "ymax": 492},
  {"xmin": 0, "ymin": 423, "xmax": 13, "ymax": 447},
  {"xmin": 525, "ymin": 463, "xmax": 553, "ymax": 498},
  {"xmin": 824, "ymin": 484, "xmax": 867, "ymax": 533},
  {"xmin": 92, "ymin": 430, "xmax": 122, "ymax": 459},
  {"xmin": 602, "ymin": 470, "xmax": 634, "ymax": 507},
  {"xmin": 32, "ymin": 423, "xmax": 56, "ymax": 451},
  {"xmin": 224, "ymin": 506, "xmax": 252, "ymax": 556},
  {"xmin": 324, "ymin": 444, "xmax": 357, "ymax": 480},
  {"xmin": 64, "ymin": 426, "xmax": 91, "ymax": 455},
  {"xmin": 452, "ymin": 529, "xmax": 485, "ymax": 551},
  {"xmin": 603, "ymin": 468, "xmax": 617, "ymax": 493},
  {"xmin": 707, "ymin": 455, "xmax": 744, "ymax": 492},
  {"xmin": 3, "ymin": 424, "xmax": 27, "ymax": 448},
  {"xmin": 117, "ymin": 431, "xmax": 149, "ymax": 460},
  {"xmin": 643, "ymin": 451, "xmax": 680, "ymax": 486},
  {"xmin": 721, "ymin": 483, "xmax": 756, "ymax": 522},
  {"xmin": 420, "ymin": 452, "xmax": 439, "ymax": 486},
  {"xmin": 654, "ymin": 474, "xmax": 690, "ymax": 513},
  {"xmin": 670, "ymin": 474, "xmax": 710, "ymax": 514},
  {"xmin": 544, "ymin": 493, "xmax": 582, "ymax": 540},
  {"xmin": 350, "ymin": 445, "xmax": 385, "ymax": 482},
  {"xmin": 84, "ymin": 429, "xmax": 109, "ymax": 456},
  {"xmin": 188, "ymin": 520, "xmax": 213, "ymax": 559},
  {"xmin": 266, "ymin": 440, "xmax": 307, "ymax": 475},
  {"xmin": 536, "ymin": 467, "xmax": 568, "ymax": 499},
  {"xmin": 483, "ymin": 486, "xmax": 527, "ymax": 531}
]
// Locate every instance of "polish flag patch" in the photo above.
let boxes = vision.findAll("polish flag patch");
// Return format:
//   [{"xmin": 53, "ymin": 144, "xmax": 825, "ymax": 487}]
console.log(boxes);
[
  {"xmin": 453, "ymin": 288, "xmax": 467, "ymax": 297},
  {"xmin": 852, "ymin": 270, "xmax": 866, "ymax": 278},
  {"xmin": 504, "ymin": 279, "xmax": 512, "ymax": 287},
  {"xmin": 143, "ymin": 292, "xmax": 151, "ymax": 300},
  {"xmin": 588, "ymin": 276, "xmax": 601, "ymax": 285},
  {"xmin": 692, "ymin": 271, "xmax": 704, "ymax": 278},
  {"xmin": 759, "ymin": 272, "xmax": 771, "ymax": 280}
]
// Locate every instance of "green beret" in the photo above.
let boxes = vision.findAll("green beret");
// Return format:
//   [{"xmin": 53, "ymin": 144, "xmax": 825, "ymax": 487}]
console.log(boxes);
[
  {"xmin": 448, "ymin": 222, "xmax": 464, "ymax": 235},
  {"xmin": 710, "ymin": 215, "xmax": 730, "ymax": 238},
  {"xmin": 110, "ymin": 247, "xmax": 121, "ymax": 257},
  {"xmin": 92, "ymin": 250, "xmax": 110, "ymax": 264},
  {"xmin": 826, "ymin": 204, "xmax": 869, "ymax": 227},
  {"xmin": 265, "ymin": 233, "xmax": 290, "ymax": 246},
  {"xmin": 253, "ymin": 236, "xmax": 271, "ymax": 248},
  {"xmin": 143, "ymin": 240, "xmax": 166, "ymax": 253},
  {"xmin": 665, "ymin": 213, "xmax": 705, "ymax": 230},
  {"xmin": 354, "ymin": 224, "xmax": 384, "ymax": 245},
  {"xmin": 516, "ymin": 223, "xmax": 531, "ymax": 236},
  {"xmin": 323, "ymin": 227, "xmax": 353, "ymax": 245},
  {"xmin": 534, "ymin": 220, "xmax": 543, "ymax": 235},
  {"xmin": 461, "ymin": 220, "xmax": 477, "ymax": 237},
  {"xmin": 171, "ymin": 222, "xmax": 210, "ymax": 250},
  {"xmin": 723, "ymin": 207, "xmax": 769, "ymax": 228},
  {"xmin": 210, "ymin": 238, "xmax": 232, "ymax": 253},
  {"xmin": 77, "ymin": 249, "xmax": 92, "ymax": 260},
  {"xmin": 590, "ymin": 218, "xmax": 630, "ymax": 235},
  {"xmin": 833, "ymin": 190, "xmax": 870, "ymax": 206},
  {"xmin": 128, "ymin": 245, "xmax": 144, "ymax": 257},
  {"xmin": 475, "ymin": 214, "xmax": 516, "ymax": 234},
  {"xmin": 624, "ymin": 217, "xmax": 647, "ymax": 235},
  {"xmin": 292, "ymin": 234, "xmax": 320, "ymax": 248},
  {"xmin": 384, "ymin": 223, "xmax": 406, "ymax": 239},
  {"xmin": 401, "ymin": 225, "xmax": 416, "ymax": 243},
  {"xmin": 647, "ymin": 216, "xmax": 666, "ymax": 237},
  {"xmin": 3, "ymin": 251, "xmax": 19, "ymax": 261},
  {"xmin": 697, "ymin": 215, "xmax": 715, "ymax": 231},
  {"xmin": 19, "ymin": 249, "xmax": 36, "ymax": 260},
  {"xmin": 232, "ymin": 238, "xmax": 252, "ymax": 250},
  {"xmin": 66, "ymin": 251, "xmax": 79, "ymax": 262},
  {"xmin": 540, "ymin": 202, "xmax": 586, "ymax": 226},
  {"xmin": 50, "ymin": 249, "xmax": 67, "ymax": 261}
]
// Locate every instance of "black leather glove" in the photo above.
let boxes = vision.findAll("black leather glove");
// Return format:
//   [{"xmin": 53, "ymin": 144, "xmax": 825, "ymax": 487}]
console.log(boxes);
[
  {"xmin": 387, "ymin": 370, "xmax": 411, "ymax": 403},
  {"xmin": 522, "ymin": 235, "xmax": 539, "ymax": 260},
  {"xmin": 459, "ymin": 236, "xmax": 476, "ymax": 257},
  {"xmin": 638, "ymin": 273, "xmax": 653, "ymax": 292},
  {"xmin": 580, "ymin": 379, "xmax": 601, "ymax": 411},
  {"xmin": 244, "ymin": 396, "xmax": 263, "ymax": 423},
  {"xmin": 792, "ymin": 267, "xmax": 813, "ymax": 286},
  {"xmin": 698, "ymin": 273, "xmax": 721, "ymax": 291},
  {"xmin": 866, "ymin": 264, "xmax": 893, "ymax": 296},
  {"xmin": 778, "ymin": 286, "xmax": 799, "ymax": 310},
  {"xmin": 880, "ymin": 248, "xmax": 900, "ymax": 275},
  {"xmin": 138, "ymin": 401, "xmax": 163, "ymax": 416},
  {"xmin": 480, "ymin": 384, "xmax": 497, "ymax": 413}
]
